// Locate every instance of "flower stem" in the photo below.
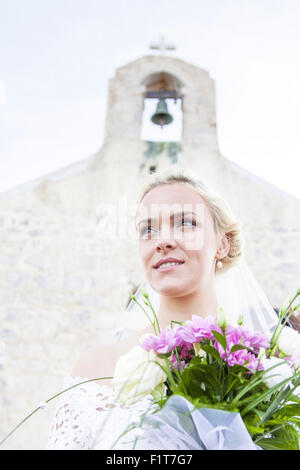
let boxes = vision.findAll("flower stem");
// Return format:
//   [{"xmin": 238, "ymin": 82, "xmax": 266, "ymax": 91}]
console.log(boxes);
[
  {"xmin": 0, "ymin": 376, "xmax": 113, "ymax": 447},
  {"xmin": 141, "ymin": 290, "xmax": 161, "ymax": 334},
  {"xmin": 131, "ymin": 294, "xmax": 157, "ymax": 335},
  {"xmin": 270, "ymin": 291, "xmax": 300, "ymax": 352}
]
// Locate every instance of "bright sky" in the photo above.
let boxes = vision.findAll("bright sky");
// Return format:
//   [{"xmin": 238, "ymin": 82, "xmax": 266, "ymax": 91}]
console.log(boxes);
[{"xmin": 1, "ymin": 0, "xmax": 300, "ymax": 199}]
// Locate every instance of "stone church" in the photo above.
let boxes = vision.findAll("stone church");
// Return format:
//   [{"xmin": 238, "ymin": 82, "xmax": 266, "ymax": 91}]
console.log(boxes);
[{"xmin": 1, "ymin": 42, "xmax": 300, "ymax": 449}]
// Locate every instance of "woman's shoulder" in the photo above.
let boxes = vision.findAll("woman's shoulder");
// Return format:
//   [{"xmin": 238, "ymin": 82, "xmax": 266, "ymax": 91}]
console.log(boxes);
[
  {"xmin": 71, "ymin": 326, "xmax": 153, "ymax": 385},
  {"xmin": 71, "ymin": 343, "xmax": 117, "ymax": 386}
]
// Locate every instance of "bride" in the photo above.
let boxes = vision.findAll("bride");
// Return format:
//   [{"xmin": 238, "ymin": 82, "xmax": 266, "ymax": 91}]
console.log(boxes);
[{"xmin": 46, "ymin": 166, "xmax": 279, "ymax": 450}]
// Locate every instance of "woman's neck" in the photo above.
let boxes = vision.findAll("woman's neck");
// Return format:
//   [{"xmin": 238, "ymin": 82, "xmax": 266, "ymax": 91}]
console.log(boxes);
[{"xmin": 157, "ymin": 285, "xmax": 218, "ymax": 331}]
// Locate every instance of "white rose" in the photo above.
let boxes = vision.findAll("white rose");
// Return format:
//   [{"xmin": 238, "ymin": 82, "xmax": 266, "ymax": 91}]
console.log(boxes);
[
  {"xmin": 260, "ymin": 356, "xmax": 294, "ymax": 389},
  {"xmin": 277, "ymin": 326, "xmax": 300, "ymax": 359},
  {"xmin": 112, "ymin": 345, "xmax": 167, "ymax": 404}
]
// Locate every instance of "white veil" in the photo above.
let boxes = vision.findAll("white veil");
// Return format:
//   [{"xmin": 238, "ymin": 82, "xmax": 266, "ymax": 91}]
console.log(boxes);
[
  {"xmin": 113, "ymin": 256, "xmax": 279, "ymax": 341},
  {"xmin": 213, "ymin": 257, "xmax": 278, "ymax": 332}
]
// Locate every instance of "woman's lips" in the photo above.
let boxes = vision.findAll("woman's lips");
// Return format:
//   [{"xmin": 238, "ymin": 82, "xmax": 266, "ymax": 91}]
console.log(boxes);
[{"xmin": 155, "ymin": 263, "xmax": 185, "ymax": 273}]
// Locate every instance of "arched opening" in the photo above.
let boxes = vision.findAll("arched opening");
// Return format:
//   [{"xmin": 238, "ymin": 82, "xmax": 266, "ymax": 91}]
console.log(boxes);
[{"xmin": 140, "ymin": 72, "xmax": 184, "ymax": 143}]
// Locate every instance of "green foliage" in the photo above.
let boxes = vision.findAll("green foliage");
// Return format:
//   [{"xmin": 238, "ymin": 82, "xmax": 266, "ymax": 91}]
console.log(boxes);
[
  {"xmin": 211, "ymin": 330, "xmax": 227, "ymax": 352},
  {"xmin": 255, "ymin": 424, "xmax": 300, "ymax": 450},
  {"xmin": 166, "ymin": 352, "xmax": 300, "ymax": 450},
  {"xmin": 141, "ymin": 141, "xmax": 181, "ymax": 169}
]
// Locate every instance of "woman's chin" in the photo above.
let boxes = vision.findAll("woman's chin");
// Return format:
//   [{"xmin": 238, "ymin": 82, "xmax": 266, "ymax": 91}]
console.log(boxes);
[{"xmin": 152, "ymin": 281, "xmax": 188, "ymax": 298}]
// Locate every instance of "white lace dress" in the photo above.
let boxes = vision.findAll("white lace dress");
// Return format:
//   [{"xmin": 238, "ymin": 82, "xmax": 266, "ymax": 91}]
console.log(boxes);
[
  {"xmin": 46, "ymin": 375, "xmax": 160, "ymax": 450},
  {"xmin": 46, "ymin": 328, "xmax": 163, "ymax": 450}
]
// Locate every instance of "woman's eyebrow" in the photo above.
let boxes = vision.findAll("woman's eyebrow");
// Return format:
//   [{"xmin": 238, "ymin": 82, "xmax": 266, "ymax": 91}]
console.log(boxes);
[{"xmin": 136, "ymin": 211, "xmax": 197, "ymax": 228}]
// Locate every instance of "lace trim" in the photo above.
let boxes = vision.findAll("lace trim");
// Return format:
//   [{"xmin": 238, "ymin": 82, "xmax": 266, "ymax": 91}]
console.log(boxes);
[{"xmin": 46, "ymin": 375, "xmax": 157, "ymax": 450}]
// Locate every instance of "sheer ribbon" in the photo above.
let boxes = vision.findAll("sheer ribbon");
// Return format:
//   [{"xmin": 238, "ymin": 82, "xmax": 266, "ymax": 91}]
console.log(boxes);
[{"xmin": 134, "ymin": 395, "xmax": 260, "ymax": 450}]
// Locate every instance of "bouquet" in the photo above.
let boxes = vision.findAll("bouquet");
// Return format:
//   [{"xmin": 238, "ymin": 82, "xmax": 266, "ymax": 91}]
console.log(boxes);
[
  {"xmin": 1, "ymin": 290, "xmax": 300, "ymax": 450},
  {"xmin": 111, "ymin": 289, "xmax": 300, "ymax": 450}
]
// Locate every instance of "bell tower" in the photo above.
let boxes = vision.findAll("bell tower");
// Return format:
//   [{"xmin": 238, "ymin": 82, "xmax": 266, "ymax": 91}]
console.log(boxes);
[
  {"xmin": 104, "ymin": 38, "xmax": 217, "ymax": 143},
  {"xmin": 99, "ymin": 37, "xmax": 219, "ymax": 187}
]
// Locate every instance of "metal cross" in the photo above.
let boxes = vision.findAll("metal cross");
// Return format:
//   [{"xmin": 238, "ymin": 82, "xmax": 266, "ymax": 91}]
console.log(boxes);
[{"xmin": 149, "ymin": 35, "xmax": 176, "ymax": 55}]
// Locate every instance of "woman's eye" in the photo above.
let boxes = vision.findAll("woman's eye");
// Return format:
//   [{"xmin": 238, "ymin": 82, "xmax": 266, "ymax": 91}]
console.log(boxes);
[
  {"xmin": 178, "ymin": 218, "xmax": 197, "ymax": 228},
  {"xmin": 139, "ymin": 219, "xmax": 197, "ymax": 237},
  {"xmin": 140, "ymin": 225, "xmax": 155, "ymax": 237}
]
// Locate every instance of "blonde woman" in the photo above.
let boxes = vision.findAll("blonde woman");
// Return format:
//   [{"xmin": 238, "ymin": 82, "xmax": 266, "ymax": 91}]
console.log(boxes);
[{"xmin": 46, "ymin": 166, "xmax": 279, "ymax": 450}]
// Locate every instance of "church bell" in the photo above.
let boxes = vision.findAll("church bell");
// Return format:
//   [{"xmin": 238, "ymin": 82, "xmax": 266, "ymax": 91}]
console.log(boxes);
[{"xmin": 151, "ymin": 98, "xmax": 173, "ymax": 128}]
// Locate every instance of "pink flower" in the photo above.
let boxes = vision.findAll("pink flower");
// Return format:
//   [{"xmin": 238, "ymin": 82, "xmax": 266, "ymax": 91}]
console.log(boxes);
[
  {"xmin": 237, "ymin": 328, "xmax": 270, "ymax": 354},
  {"xmin": 170, "ymin": 354, "xmax": 186, "ymax": 372},
  {"xmin": 179, "ymin": 342, "xmax": 194, "ymax": 360},
  {"xmin": 179, "ymin": 315, "xmax": 221, "ymax": 344},
  {"xmin": 140, "ymin": 325, "xmax": 184, "ymax": 354},
  {"xmin": 140, "ymin": 316, "xmax": 270, "ymax": 375},
  {"xmin": 227, "ymin": 348, "xmax": 262, "ymax": 372},
  {"xmin": 214, "ymin": 326, "xmax": 269, "ymax": 372}
]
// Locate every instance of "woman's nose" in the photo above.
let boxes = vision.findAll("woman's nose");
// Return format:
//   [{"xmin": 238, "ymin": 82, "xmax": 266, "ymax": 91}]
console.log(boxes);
[{"xmin": 155, "ymin": 239, "xmax": 176, "ymax": 252}]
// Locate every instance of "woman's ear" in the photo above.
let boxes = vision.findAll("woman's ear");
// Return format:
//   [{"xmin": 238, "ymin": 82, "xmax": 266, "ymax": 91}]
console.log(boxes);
[{"xmin": 217, "ymin": 233, "xmax": 231, "ymax": 259}]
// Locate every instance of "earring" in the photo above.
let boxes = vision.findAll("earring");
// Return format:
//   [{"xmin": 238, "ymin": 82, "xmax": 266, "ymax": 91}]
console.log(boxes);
[{"xmin": 216, "ymin": 259, "xmax": 223, "ymax": 269}]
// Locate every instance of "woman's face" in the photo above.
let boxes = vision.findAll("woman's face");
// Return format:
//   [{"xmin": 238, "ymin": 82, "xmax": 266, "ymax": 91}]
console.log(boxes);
[{"xmin": 136, "ymin": 183, "xmax": 229, "ymax": 297}]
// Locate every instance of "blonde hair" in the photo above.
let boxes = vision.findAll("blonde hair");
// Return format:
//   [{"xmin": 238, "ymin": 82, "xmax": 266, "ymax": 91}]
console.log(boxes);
[{"xmin": 137, "ymin": 166, "xmax": 244, "ymax": 274}]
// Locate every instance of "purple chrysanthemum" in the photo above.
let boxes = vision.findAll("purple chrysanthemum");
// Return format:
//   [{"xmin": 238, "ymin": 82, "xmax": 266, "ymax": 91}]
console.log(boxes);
[
  {"xmin": 214, "ymin": 326, "xmax": 269, "ymax": 372},
  {"xmin": 140, "ymin": 325, "xmax": 184, "ymax": 354},
  {"xmin": 179, "ymin": 315, "xmax": 221, "ymax": 344},
  {"xmin": 226, "ymin": 326, "xmax": 270, "ymax": 354}
]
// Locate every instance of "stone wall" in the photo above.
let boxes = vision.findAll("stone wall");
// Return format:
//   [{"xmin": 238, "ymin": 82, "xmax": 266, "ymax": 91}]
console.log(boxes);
[{"xmin": 0, "ymin": 199, "xmax": 141, "ymax": 448}]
